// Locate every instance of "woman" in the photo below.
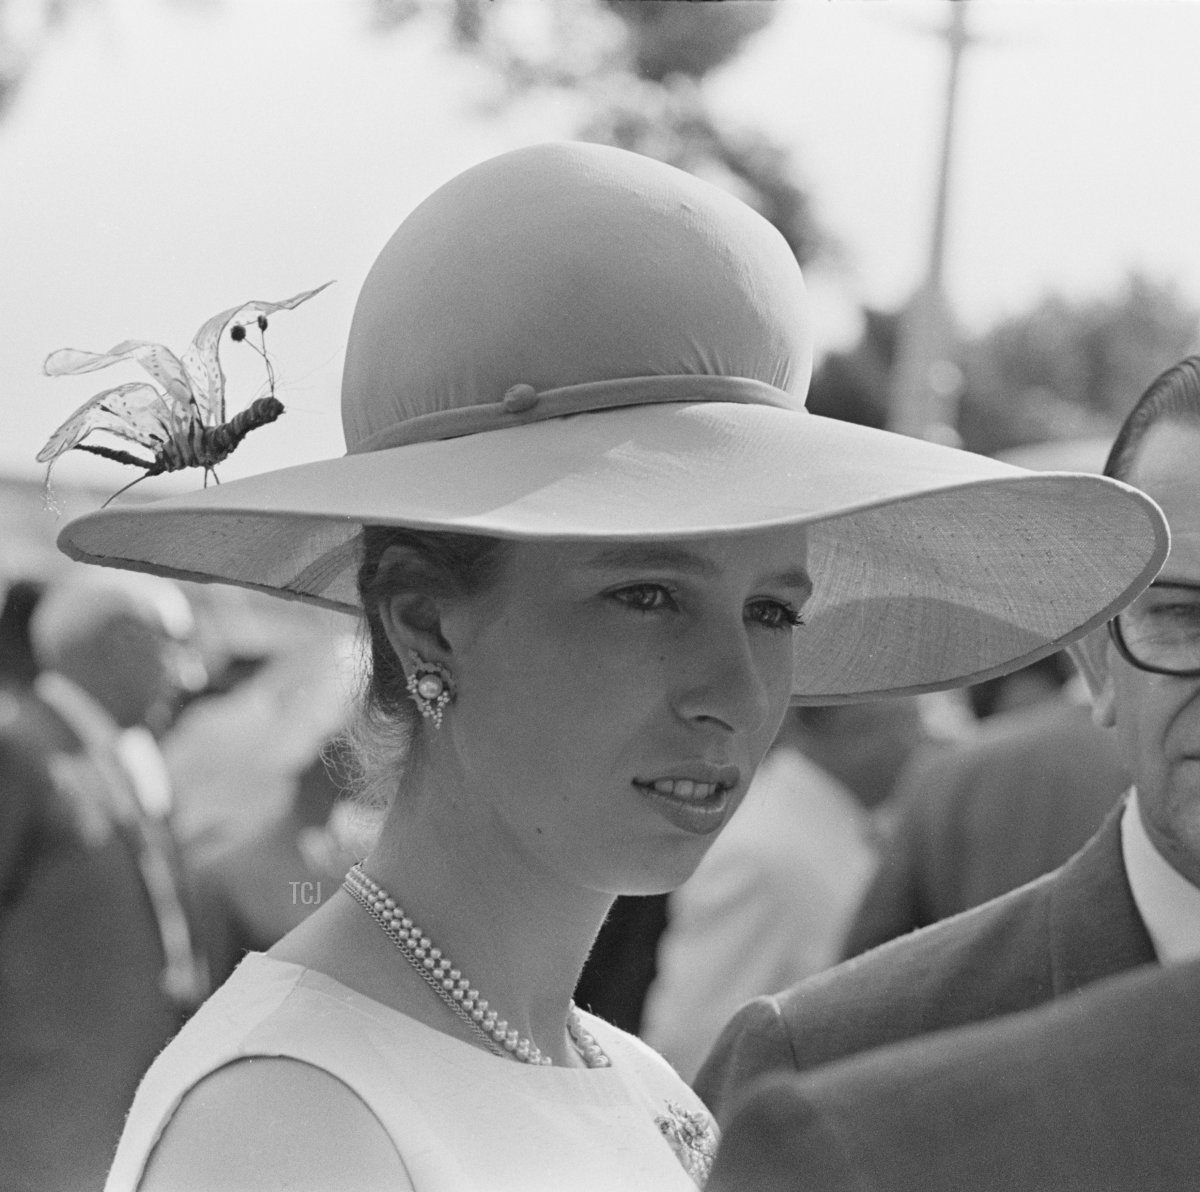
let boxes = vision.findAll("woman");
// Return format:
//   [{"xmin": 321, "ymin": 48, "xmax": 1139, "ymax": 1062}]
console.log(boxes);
[{"xmin": 58, "ymin": 143, "xmax": 1166, "ymax": 1190}]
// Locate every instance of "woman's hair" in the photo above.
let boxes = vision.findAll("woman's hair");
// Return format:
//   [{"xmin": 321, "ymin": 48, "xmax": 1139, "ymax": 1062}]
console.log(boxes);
[
  {"xmin": 1104, "ymin": 354, "xmax": 1200, "ymax": 483},
  {"xmin": 346, "ymin": 526, "xmax": 509, "ymax": 809}
]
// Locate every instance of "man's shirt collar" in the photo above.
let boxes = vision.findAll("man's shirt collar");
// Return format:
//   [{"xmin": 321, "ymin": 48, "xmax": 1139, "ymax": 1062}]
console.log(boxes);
[{"xmin": 1121, "ymin": 788, "xmax": 1200, "ymax": 965}]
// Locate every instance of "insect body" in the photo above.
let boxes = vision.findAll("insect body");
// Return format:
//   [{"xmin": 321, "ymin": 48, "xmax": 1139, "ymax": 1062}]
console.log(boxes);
[
  {"xmin": 38, "ymin": 282, "xmax": 332, "ymax": 502},
  {"xmin": 70, "ymin": 394, "xmax": 286, "ymax": 479}
]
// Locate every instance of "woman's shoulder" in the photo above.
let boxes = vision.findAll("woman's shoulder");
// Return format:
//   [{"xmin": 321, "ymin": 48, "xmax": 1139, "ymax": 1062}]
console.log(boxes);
[
  {"xmin": 108, "ymin": 955, "xmax": 418, "ymax": 1192},
  {"xmin": 137, "ymin": 1055, "xmax": 411, "ymax": 1192}
]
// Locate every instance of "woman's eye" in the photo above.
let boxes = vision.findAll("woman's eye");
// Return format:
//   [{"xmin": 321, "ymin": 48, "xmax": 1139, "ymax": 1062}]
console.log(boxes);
[
  {"xmin": 610, "ymin": 584, "xmax": 676, "ymax": 613},
  {"xmin": 747, "ymin": 600, "xmax": 804, "ymax": 630}
]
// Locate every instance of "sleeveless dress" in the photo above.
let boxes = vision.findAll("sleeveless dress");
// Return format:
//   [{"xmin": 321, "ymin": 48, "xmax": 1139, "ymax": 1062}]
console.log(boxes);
[{"xmin": 105, "ymin": 953, "xmax": 718, "ymax": 1191}]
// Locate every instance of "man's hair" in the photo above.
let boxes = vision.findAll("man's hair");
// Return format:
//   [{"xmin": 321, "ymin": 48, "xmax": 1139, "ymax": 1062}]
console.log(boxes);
[
  {"xmin": 30, "ymin": 570, "xmax": 192, "ymax": 672},
  {"xmin": 1104, "ymin": 354, "xmax": 1200, "ymax": 483}
]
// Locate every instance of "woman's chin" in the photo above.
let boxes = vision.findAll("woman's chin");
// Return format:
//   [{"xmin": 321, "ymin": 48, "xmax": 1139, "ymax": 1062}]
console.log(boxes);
[{"xmin": 606, "ymin": 840, "xmax": 724, "ymax": 898}]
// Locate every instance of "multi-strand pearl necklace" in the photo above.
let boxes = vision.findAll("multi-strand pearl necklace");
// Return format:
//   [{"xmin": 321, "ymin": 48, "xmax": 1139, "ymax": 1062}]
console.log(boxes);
[{"xmin": 343, "ymin": 863, "xmax": 611, "ymax": 1069}]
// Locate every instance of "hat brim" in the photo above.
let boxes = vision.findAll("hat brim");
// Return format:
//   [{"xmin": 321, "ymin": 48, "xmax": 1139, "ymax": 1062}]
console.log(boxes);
[{"xmin": 58, "ymin": 403, "xmax": 1167, "ymax": 702}]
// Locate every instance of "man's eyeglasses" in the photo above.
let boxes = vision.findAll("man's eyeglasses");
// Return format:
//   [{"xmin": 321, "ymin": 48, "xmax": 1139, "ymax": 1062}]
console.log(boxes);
[{"xmin": 1109, "ymin": 581, "xmax": 1200, "ymax": 677}]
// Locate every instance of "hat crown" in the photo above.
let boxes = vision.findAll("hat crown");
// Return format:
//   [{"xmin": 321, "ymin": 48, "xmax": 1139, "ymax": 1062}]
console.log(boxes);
[{"xmin": 340, "ymin": 142, "xmax": 812, "ymax": 450}]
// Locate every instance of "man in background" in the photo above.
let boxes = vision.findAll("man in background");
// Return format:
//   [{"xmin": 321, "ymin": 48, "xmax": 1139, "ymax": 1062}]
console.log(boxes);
[
  {"xmin": 842, "ymin": 670, "xmax": 1126, "ymax": 956},
  {"xmin": 697, "ymin": 354, "xmax": 1200, "ymax": 1121},
  {"xmin": 0, "ymin": 579, "xmax": 43, "ymax": 693},
  {"xmin": 0, "ymin": 569, "xmax": 210, "ymax": 1192},
  {"xmin": 707, "ymin": 956, "xmax": 1200, "ymax": 1192}
]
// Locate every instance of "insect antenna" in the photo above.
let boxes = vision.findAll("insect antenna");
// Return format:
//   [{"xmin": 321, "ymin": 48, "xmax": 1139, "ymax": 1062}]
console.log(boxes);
[
  {"xmin": 231, "ymin": 315, "xmax": 278, "ymax": 401},
  {"xmin": 257, "ymin": 316, "xmax": 277, "ymax": 399}
]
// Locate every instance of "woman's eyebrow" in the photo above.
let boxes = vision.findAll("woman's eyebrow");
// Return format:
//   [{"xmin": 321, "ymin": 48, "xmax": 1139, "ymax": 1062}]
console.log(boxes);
[
  {"xmin": 583, "ymin": 545, "xmax": 721, "ymax": 574},
  {"xmin": 768, "ymin": 570, "xmax": 814, "ymax": 599},
  {"xmin": 581, "ymin": 545, "xmax": 813, "ymax": 595}
]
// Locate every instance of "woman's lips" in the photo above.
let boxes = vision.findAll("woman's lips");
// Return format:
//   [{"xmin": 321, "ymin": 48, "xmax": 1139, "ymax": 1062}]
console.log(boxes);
[{"xmin": 633, "ymin": 766, "xmax": 740, "ymax": 835}]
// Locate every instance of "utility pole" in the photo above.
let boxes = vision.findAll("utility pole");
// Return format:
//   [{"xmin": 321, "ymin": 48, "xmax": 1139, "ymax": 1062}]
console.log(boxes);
[{"xmin": 887, "ymin": 1, "xmax": 970, "ymax": 441}]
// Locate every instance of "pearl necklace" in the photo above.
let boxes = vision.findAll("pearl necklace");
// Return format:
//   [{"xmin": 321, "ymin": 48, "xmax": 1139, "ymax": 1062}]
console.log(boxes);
[{"xmin": 343, "ymin": 863, "xmax": 611, "ymax": 1068}]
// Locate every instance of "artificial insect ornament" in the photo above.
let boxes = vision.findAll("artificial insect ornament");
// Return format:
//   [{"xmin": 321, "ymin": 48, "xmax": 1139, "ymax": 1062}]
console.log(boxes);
[{"xmin": 37, "ymin": 282, "xmax": 332, "ymax": 504}]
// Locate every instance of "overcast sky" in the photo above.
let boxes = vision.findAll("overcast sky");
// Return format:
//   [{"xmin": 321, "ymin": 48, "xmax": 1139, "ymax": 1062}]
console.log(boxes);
[{"xmin": 5, "ymin": 0, "xmax": 1200, "ymax": 494}]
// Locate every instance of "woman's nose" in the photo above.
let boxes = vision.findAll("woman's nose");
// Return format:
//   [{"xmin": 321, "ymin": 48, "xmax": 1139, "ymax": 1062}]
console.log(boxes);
[{"xmin": 671, "ymin": 624, "xmax": 774, "ymax": 736}]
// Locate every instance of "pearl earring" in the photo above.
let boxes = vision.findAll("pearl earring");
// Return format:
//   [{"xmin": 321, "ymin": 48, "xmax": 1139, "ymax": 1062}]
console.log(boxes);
[{"xmin": 405, "ymin": 651, "xmax": 455, "ymax": 728}]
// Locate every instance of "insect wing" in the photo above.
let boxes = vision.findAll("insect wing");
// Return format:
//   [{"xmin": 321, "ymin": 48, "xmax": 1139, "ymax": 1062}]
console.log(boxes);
[
  {"xmin": 45, "ymin": 340, "xmax": 193, "ymax": 408},
  {"xmin": 180, "ymin": 282, "xmax": 333, "ymax": 425},
  {"xmin": 37, "ymin": 382, "xmax": 174, "ymax": 467},
  {"xmin": 244, "ymin": 281, "xmax": 335, "ymax": 317}
]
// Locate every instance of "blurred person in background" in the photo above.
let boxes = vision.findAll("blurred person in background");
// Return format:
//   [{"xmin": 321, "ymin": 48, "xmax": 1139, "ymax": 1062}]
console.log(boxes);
[
  {"xmin": 842, "ymin": 654, "xmax": 1127, "ymax": 957},
  {"xmin": 695, "ymin": 354, "xmax": 1200, "ymax": 1125},
  {"xmin": 159, "ymin": 601, "xmax": 363, "ymax": 985},
  {"xmin": 0, "ymin": 569, "xmax": 212, "ymax": 1192},
  {"xmin": 0, "ymin": 578, "xmax": 45, "ymax": 694},
  {"xmin": 198, "ymin": 738, "xmax": 380, "ymax": 986},
  {"xmin": 962, "ymin": 649, "xmax": 1074, "ymax": 720},
  {"xmin": 571, "ymin": 886, "xmax": 672, "ymax": 1037},
  {"xmin": 162, "ymin": 607, "xmax": 355, "ymax": 854},
  {"xmin": 640, "ymin": 699, "xmax": 928, "ymax": 1081}
]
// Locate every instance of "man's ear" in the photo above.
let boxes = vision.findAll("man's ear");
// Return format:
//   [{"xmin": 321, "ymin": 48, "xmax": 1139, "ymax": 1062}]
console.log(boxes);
[{"xmin": 1067, "ymin": 628, "xmax": 1117, "ymax": 729}]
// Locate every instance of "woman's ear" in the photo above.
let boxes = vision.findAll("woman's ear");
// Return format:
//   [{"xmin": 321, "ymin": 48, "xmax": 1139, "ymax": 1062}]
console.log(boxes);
[
  {"xmin": 373, "ymin": 545, "xmax": 452, "ymax": 666},
  {"xmin": 1067, "ymin": 629, "xmax": 1118, "ymax": 729}
]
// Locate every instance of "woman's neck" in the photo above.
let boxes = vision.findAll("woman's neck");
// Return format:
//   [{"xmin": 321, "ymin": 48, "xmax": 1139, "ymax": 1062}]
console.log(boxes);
[
  {"xmin": 277, "ymin": 760, "xmax": 617, "ymax": 1067},
  {"xmin": 363, "ymin": 801, "xmax": 613, "ymax": 1064}
]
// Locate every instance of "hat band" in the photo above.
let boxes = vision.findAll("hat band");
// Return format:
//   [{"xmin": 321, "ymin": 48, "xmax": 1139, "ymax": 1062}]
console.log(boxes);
[{"xmin": 347, "ymin": 374, "xmax": 800, "ymax": 455}]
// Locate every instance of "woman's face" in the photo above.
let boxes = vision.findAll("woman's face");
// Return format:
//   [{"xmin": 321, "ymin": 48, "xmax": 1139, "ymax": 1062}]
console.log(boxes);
[{"xmin": 432, "ymin": 527, "xmax": 810, "ymax": 895}]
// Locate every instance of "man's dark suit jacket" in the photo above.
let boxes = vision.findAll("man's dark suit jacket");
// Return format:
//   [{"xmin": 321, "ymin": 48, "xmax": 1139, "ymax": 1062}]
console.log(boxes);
[
  {"xmin": 707, "ymin": 956, "xmax": 1200, "ymax": 1192},
  {"xmin": 0, "ymin": 689, "xmax": 206, "ymax": 1192},
  {"xmin": 843, "ymin": 699, "xmax": 1126, "ymax": 956},
  {"xmin": 694, "ymin": 803, "xmax": 1156, "ymax": 1122}
]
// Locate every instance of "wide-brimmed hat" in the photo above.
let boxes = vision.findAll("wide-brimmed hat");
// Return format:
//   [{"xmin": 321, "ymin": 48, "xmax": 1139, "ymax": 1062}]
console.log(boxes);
[{"xmin": 57, "ymin": 142, "xmax": 1167, "ymax": 702}]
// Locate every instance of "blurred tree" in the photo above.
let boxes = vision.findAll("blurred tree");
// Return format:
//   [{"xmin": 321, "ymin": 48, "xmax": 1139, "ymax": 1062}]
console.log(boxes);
[
  {"xmin": 806, "ymin": 309, "xmax": 898, "ymax": 431},
  {"xmin": 811, "ymin": 272, "xmax": 1200, "ymax": 452},
  {"xmin": 0, "ymin": 0, "xmax": 73, "ymax": 116},
  {"xmin": 0, "ymin": 0, "xmax": 217, "ymax": 120},
  {"xmin": 579, "ymin": 74, "xmax": 819, "ymax": 263},
  {"xmin": 602, "ymin": 0, "xmax": 775, "ymax": 84},
  {"xmin": 368, "ymin": 0, "xmax": 823, "ymax": 265},
  {"xmin": 958, "ymin": 272, "xmax": 1200, "ymax": 454}
]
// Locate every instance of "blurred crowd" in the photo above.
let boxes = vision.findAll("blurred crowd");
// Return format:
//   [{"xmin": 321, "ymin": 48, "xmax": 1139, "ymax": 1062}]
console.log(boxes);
[
  {"xmin": 0, "ymin": 561, "xmax": 1121, "ymax": 1191},
  {"xmin": 0, "ymin": 567, "xmax": 376, "ymax": 1191}
]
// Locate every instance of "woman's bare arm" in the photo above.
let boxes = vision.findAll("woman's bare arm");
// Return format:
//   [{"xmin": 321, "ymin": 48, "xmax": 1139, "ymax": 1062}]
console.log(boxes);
[{"xmin": 137, "ymin": 1057, "xmax": 414, "ymax": 1192}]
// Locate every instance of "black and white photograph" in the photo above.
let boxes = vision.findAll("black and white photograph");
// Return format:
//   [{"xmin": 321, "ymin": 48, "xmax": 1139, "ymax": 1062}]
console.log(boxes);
[{"xmin": 1, "ymin": 2, "xmax": 1198, "ymax": 1189}]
